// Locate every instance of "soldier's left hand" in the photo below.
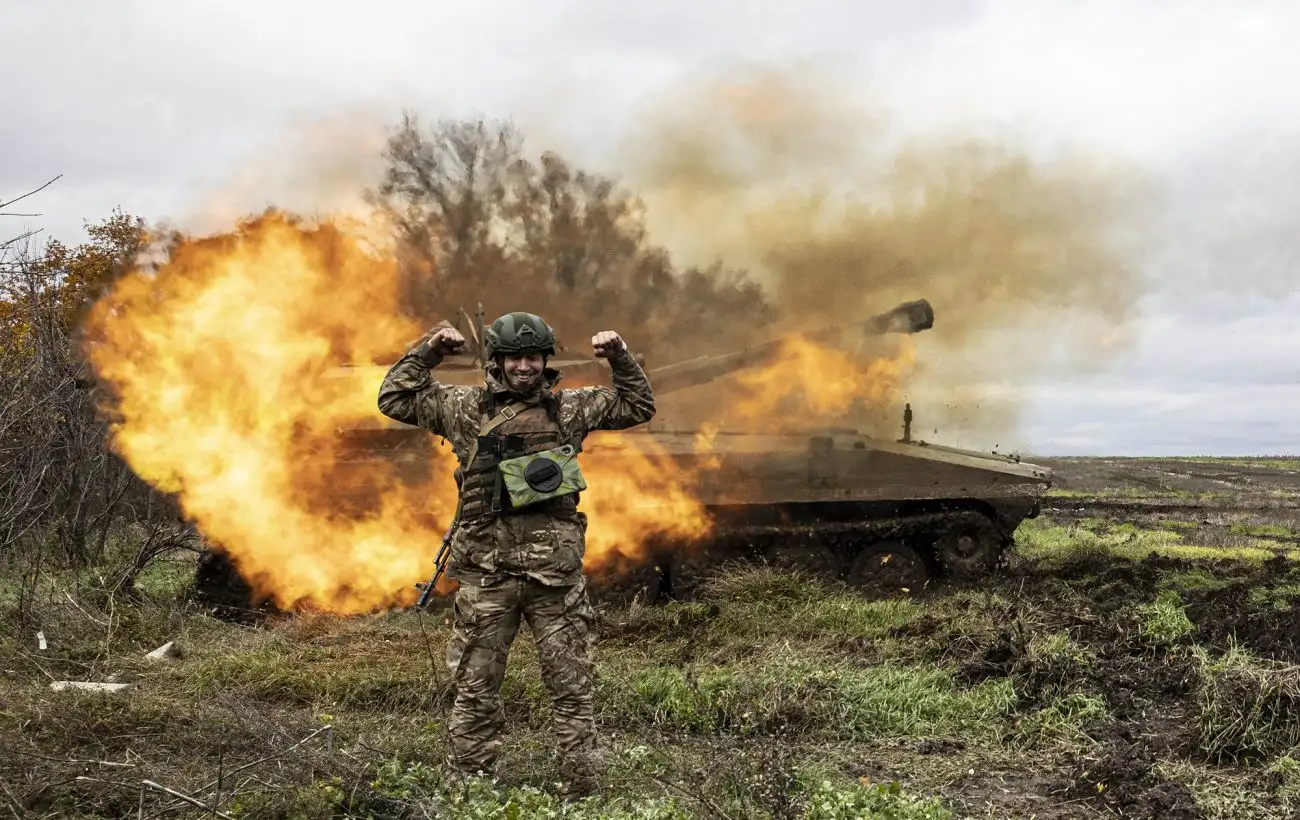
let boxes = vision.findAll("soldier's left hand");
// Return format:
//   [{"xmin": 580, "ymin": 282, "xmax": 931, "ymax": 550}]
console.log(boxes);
[{"xmin": 592, "ymin": 330, "xmax": 626, "ymax": 358}]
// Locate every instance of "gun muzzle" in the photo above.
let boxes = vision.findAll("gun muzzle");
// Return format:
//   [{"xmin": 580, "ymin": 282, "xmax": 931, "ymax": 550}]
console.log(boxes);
[{"xmin": 864, "ymin": 299, "xmax": 934, "ymax": 336}]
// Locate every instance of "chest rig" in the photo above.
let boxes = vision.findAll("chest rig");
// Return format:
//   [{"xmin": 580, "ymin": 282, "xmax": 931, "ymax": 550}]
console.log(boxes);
[{"xmin": 456, "ymin": 390, "xmax": 586, "ymax": 521}]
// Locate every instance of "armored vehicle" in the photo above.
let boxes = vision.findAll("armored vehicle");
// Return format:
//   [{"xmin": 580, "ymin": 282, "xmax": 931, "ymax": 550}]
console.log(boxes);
[{"xmin": 303, "ymin": 298, "xmax": 1054, "ymax": 609}]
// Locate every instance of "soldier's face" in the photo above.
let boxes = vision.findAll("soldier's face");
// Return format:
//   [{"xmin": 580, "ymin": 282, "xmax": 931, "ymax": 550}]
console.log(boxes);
[{"xmin": 503, "ymin": 352, "xmax": 545, "ymax": 390}]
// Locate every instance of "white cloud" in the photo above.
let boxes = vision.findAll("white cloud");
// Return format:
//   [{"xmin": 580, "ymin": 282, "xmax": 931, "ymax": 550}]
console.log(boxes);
[{"xmin": 870, "ymin": 0, "xmax": 1300, "ymax": 160}]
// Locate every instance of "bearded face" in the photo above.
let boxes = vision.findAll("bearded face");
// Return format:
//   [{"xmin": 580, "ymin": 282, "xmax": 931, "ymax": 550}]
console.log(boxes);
[{"xmin": 502, "ymin": 352, "xmax": 545, "ymax": 392}]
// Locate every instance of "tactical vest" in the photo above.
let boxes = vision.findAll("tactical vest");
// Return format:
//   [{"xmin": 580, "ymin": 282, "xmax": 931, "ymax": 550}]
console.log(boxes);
[{"xmin": 456, "ymin": 391, "xmax": 586, "ymax": 521}]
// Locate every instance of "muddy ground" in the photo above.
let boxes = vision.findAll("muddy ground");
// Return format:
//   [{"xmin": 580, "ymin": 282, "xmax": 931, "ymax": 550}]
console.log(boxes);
[
  {"xmin": 940, "ymin": 455, "xmax": 1300, "ymax": 819},
  {"xmin": 1037, "ymin": 455, "xmax": 1300, "ymax": 556},
  {"xmin": 921, "ymin": 548, "xmax": 1297, "ymax": 819},
  {"xmin": 1038, "ymin": 455, "xmax": 1300, "ymax": 511}
]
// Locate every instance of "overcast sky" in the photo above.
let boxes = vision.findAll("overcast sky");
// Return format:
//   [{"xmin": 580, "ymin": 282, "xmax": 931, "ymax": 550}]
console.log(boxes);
[{"xmin": 3, "ymin": 0, "xmax": 1298, "ymax": 457}]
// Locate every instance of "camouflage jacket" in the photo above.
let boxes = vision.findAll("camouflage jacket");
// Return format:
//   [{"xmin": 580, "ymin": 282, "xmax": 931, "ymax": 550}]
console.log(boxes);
[{"xmin": 377, "ymin": 346, "xmax": 655, "ymax": 586}]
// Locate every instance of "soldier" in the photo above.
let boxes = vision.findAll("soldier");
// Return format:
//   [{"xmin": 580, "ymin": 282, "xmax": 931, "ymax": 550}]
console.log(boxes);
[{"xmin": 377, "ymin": 311, "xmax": 655, "ymax": 795}]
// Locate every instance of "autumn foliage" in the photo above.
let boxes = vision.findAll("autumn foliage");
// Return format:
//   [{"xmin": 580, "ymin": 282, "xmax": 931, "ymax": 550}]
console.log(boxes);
[{"xmin": 1, "ymin": 210, "xmax": 165, "ymax": 574}]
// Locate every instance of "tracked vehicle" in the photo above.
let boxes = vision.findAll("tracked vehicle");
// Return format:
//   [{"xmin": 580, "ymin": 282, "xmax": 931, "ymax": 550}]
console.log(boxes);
[{"xmin": 312, "ymin": 298, "xmax": 1054, "ymax": 608}]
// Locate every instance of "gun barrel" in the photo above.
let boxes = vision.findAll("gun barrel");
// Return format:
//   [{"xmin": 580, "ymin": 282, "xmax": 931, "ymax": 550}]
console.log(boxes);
[{"xmin": 647, "ymin": 298, "xmax": 933, "ymax": 395}]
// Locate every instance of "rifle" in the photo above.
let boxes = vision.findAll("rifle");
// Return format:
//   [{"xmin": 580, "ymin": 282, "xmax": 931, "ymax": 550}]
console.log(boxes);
[{"xmin": 415, "ymin": 526, "xmax": 455, "ymax": 609}]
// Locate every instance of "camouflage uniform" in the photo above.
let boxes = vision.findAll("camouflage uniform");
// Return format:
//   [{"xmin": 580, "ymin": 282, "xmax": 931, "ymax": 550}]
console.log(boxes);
[{"xmin": 376, "ymin": 316, "xmax": 654, "ymax": 788}]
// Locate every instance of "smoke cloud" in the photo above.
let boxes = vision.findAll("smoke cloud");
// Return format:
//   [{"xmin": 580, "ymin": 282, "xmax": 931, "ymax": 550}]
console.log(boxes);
[
  {"xmin": 614, "ymin": 64, "xmax": 1158, "ymax": 448},
  {"xmin": 147, "ymin": 62, "xmax": 1159, "ymax": 451}
]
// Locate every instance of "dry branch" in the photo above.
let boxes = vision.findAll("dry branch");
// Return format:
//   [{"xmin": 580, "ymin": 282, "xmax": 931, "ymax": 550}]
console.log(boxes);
[
  {"xmin": 0, "ymin": 175, "xmax": 62, "ymax": 211},
  {"xmin": 142, "ymin": 780, "xmax": 236, "ymax": 819},
  {"xmin": 147, "ymin": 724, "xmax": 335, "ymax": 817}
]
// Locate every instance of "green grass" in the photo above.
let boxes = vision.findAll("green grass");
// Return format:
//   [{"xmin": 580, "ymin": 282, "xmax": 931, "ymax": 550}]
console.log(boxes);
[
  {"xmin": 1250, "ymin": 584, "xmax": 1300, "ymax": 612},
  {"xmin": 1045, "ymin": 486, "xmax": 1178, "ymax": 500},
  {"xmin": 1026, "ymin": 630, "xmax": 1097, "ymax": 667},
  {"xmin": 1161, "ymin": 569, "xmax": 1236, "ymax": 593},
  {"xmin": 10, "ymin": 480, "xmax": 1300, "ymax": 819},
  {"xmin": 1015, "ymin": 516, "xmax": 1289, "ymax": 564},
  {"xmin": 186, "ymin": 643, "xmax": 443, "ymax": 711},
  {"xmin": 622, "ymin": 567, "xmax": 925, "ymax": 649},
  {"xmin": 604, "ymin": 653, "xmax": 1015, "ymax": 738},
  {"xmin": 1135, "ymin": 590, "xmax": 1196, "ymax": 644},
  {"xmin": 1011, "ymin": 693, "xmax": 1110, "ymax": 746},
  {"xmin": 1155, "ymin": 759, "xmax": 1300, "ymax": 820},
  {"xmin": 1193, "ymin": 644, "xmax": 1300, "ymax": 763},
  {"xmin": 1231, "ymin": 523, "xmax": 1296, "ymax": 538},
  {"xmin": 1194, "ymin": 458, "xmax": 1300, "ymax": 471}
]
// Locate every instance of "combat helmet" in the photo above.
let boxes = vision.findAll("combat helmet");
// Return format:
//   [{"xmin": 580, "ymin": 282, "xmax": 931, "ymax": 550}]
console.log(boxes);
[{"xmin": 484, "ymin": 312, "xmax": 557, "ymax": 359}]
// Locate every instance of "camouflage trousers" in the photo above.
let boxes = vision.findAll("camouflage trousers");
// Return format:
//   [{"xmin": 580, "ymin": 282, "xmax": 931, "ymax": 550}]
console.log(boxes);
[{"xmin": 444, "ymin": 574, "xmax": 598, "ymax": 783}]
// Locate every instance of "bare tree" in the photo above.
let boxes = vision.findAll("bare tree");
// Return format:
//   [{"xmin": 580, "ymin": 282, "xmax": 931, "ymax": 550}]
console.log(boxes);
[
  {"xmin": 368, "ymin": 116, "xmax": 777, "ymax": 361},
  {"xmin": 371, "ymin": 114, "xmax": 526, "ymax": 320}
]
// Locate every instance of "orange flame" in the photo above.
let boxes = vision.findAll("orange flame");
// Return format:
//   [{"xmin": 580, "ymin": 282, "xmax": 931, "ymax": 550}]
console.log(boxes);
[
  {"xmin": 582, "ymin": 433, "xmax": 713, "ymax": 572},
  {"xmin": 80, "ymin": 212, "xmax": 714, "ymax": 613},
  {"xmin": 726, "ymin": 333, "xmax": 917, "ymax": 425},
  {"xmin": 80, "ymin": 212, "xmax": 916, "ymax": 614}
]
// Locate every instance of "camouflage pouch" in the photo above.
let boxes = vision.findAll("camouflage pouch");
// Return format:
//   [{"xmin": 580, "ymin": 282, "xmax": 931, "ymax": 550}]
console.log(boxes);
[{"xmin": 498, "ymin": 445, "xmax": 587, "ymax": 508}]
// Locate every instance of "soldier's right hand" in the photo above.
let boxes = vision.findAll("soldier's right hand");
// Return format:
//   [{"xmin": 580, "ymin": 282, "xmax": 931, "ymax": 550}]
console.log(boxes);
[{"xmin": 426, "ymin": 327, "xmax": 465, "ymax": 355}]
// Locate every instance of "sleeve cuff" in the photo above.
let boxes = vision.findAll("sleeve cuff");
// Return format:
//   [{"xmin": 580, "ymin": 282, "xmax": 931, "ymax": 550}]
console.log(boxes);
[{"xmin": 412, "ymin": 341, "xmax": 444, "ymax": 368}]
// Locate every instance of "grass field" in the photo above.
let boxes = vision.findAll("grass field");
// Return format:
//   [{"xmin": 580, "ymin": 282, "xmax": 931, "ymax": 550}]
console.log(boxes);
[{"xmin": 4, "ymin": 456, "xmax": 1300, "ymax": 819}]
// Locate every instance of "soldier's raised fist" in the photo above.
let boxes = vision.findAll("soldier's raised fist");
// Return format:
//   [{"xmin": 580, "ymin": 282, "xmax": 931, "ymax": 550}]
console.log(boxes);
[
  {"xmin": 592, "ymin": 330, "xmax": 625, "ymax": 359},
  {"xmin": 424, "ymin": 326, "xmax": 465, "ymax": 356}
]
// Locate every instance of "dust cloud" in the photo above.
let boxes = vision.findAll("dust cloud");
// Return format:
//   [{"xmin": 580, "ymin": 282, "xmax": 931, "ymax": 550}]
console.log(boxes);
[{"xmin": 613, "ymin": 64, "xmax": 1158, "ymax": 449}]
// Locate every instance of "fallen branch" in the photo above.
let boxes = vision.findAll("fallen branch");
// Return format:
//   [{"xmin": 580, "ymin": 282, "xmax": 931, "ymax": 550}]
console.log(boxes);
[
  {"xmin": 142, "ymin": 780, "xmax": 236, "ymax": 819},
  {"xmin": 0, "ymin": 777, "xmax": 24, "ymax": 820},
  {"xmin": 149, "ymin": 724, "xmax": 334, "ymax": 816},
  {"xmin": 63, "ymin": 591, "xmax": 110, "ymax": 627},
  {"xmin": 10, "ymin": 748, "xmax": 137, "ymax": 768},
  {"xmin": 628, "ymin": 762, "xmax": 739, "ymax": 820},
  {"xmin": 75, "ymin": 776, "xmax": 234, "ymax": 820},
  {"xmin": 200, "ymin": 724, "xmax": 332, "ymax": 790}
]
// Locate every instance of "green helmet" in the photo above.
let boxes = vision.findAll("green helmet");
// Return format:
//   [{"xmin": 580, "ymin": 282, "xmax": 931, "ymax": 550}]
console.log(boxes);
[{"xmin": 484, "ymin": 312, "xmax": 556, "ymax": 358}]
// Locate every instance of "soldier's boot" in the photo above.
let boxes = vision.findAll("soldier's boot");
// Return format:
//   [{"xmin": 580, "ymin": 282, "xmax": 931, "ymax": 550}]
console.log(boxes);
[
  {"xmin": 559, "ymin": 765, "xmax": 597, "ymax": 799},
  {"xmin": 557, "ymin": 742, "xmax": 601, "ymax": 799},
  {"xmin": 444, "ymin": 752, "xmax": 501, "ymax": 782}
]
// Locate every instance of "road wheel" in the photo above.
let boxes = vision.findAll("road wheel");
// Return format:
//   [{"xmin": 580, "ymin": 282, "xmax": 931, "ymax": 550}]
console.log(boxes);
[{"xmin": 933, "ymin": 514, "xmax": 1004, "ymax": 580}]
